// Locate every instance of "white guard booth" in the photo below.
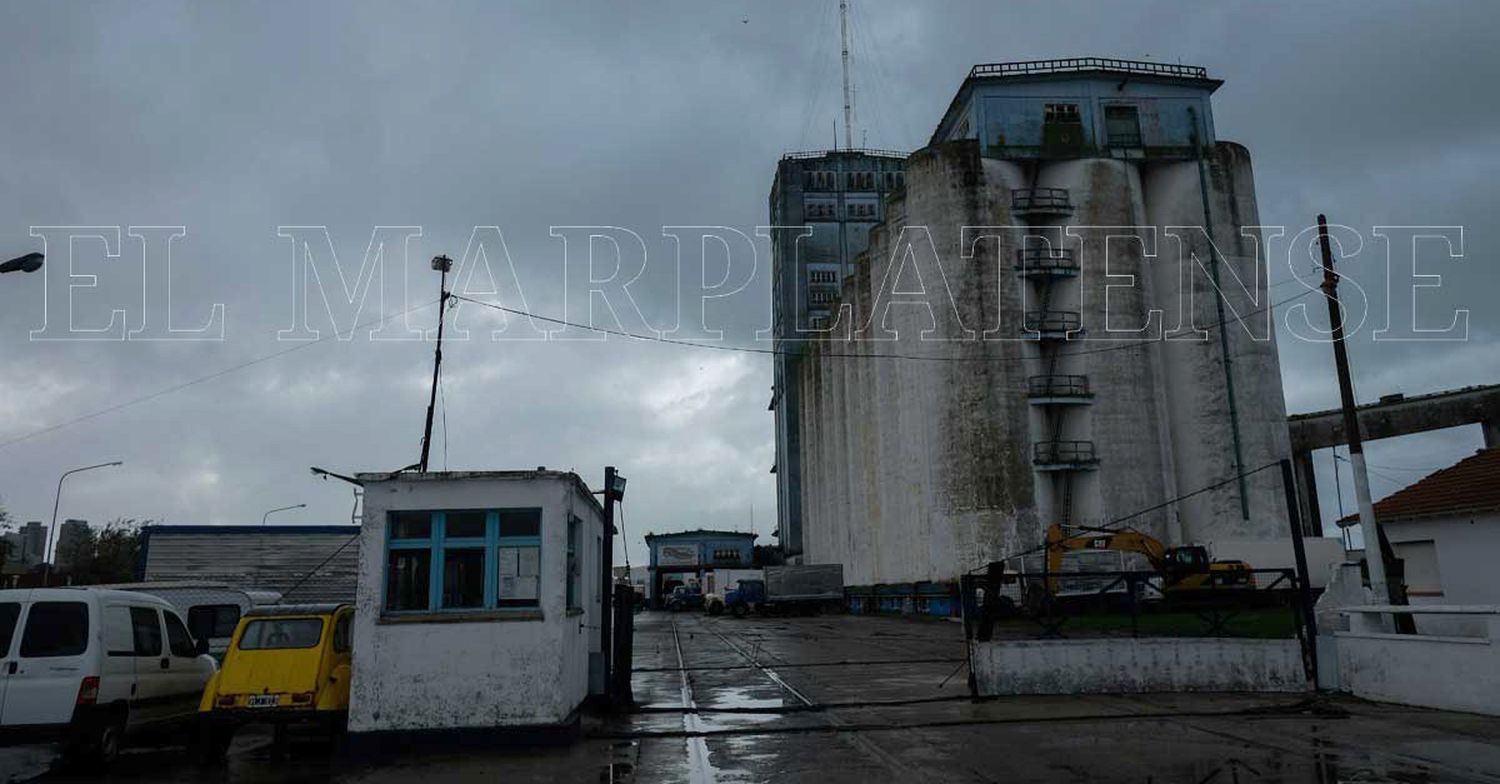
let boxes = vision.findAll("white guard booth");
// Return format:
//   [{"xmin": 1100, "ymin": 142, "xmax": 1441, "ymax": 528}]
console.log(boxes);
[{"xmin": 348, "ymin": 470, "xmax": 605, "ymax": 748}]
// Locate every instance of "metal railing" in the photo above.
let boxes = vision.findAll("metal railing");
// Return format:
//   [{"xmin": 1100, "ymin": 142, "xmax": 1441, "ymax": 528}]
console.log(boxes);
[
  {"xmin": 1014, "ymin": 247, "xmax": 1079, "ymax": 273},
  {"xmin": 1107, "ymin": 131, "xmax": 1143, "ymax": 148},
  {"xmin": 1011, "ymin": 187, "xmax": 1074, "ymax": 214},
  {"xmin": 781, "ymin": 148, "xmax": 909, "ymax": 161},
  {"xmin": 970, "ymin": 58, "xmax": 1209, "ymax": 81},
  {"xmin": 1021, "ymin": 310, "xmax": 1082, "ymax": 334},
  {"xmin": 960, "ymin": 565, "xmax": 1308, "ymax": 643},
  {"xmin": 1027, "ymin": 374, "xmax": 1091, "ymax": 399},
  {"xmin": 1032, "ymin": 440, "xmax": 1097, "ymax": 465}
]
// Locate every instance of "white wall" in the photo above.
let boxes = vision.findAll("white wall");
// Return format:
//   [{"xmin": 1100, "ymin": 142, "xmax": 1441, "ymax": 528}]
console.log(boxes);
[
  {"xmin": 1386, "ymin": 512, "xmax": 1500, "ymax": 636},
  {"xmin": 349, "ymin": 473, "xmax": 603, "ymax": 734},
  {"xmin": 970, "ymin": 638, "xmax": 1310, "ymax": 695},
  {"xmin": 1335, "ymin": 611, "xmax": 1500, "ymax": 716}
]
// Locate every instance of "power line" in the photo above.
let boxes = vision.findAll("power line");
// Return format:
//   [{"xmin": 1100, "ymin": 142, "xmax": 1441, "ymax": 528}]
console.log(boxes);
[
  {"xmin": 450, "ymin": 287, "xmax": 1317, "ymax": 365},
  {"xmin": 1334, "ymin": 453, "xmax": 1412, "ymax": 489},
  {"xmin": 0, "ymin": 299, "xmax": 441, "ymax": 451},
  {"xmin": 277, "ymin": 531, "xmax": 359, "ymax": 603}
]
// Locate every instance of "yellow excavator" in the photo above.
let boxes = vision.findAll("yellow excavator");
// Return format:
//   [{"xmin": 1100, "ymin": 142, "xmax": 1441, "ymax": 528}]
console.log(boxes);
[{"xmin": 1042, "ymin": 523, "xmax": 1255, "ymax": 598}]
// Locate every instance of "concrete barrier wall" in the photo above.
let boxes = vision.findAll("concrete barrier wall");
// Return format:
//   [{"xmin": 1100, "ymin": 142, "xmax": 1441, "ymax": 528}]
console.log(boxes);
[
  {"xmin": 1333, "ymin": 610, "xmax": 1500, "ymax": 716},
  {"xmin": 971, "ymin": 638, "xmax": 1310, "ymax": 695}
]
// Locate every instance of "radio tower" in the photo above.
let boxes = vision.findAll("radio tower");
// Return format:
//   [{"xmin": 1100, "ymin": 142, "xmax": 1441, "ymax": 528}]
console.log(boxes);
[{"xmin": 839, "ymin": 0, "xmax": 855, "ymax": 150}]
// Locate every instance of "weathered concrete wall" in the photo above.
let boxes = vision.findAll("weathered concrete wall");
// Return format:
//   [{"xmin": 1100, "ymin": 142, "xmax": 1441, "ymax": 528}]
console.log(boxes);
[
  {"xmin": 349, "ymin": 474, "xmax": 603, "ymax": 733},
  {"xmin": 796, "ymin": 142, "xmax": 1037, "ymax": 587},
  {"xmin": 1143, "ymin": 145, "xmax": 1292, "ymax": 544},
  {"xmin": 1335, "ymin": 609, "xmax": 1500, "ymax": 716},
  {"xmin": 971, "ymin": 638, "xmax": 1310, "ymax": 695},
  {"xmin": 794, "ymin": 139, "xmax": 1292, "ymax": 587}
]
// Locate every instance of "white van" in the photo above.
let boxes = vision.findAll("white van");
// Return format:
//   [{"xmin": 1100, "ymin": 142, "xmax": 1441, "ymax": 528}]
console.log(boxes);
[
  {"xmin": 96, "ymin": 582, "xmax": 282, "ymax": 657},
  {"xmin": 0, "ymin": 588, "xmax": 217, "ymax": 765}
]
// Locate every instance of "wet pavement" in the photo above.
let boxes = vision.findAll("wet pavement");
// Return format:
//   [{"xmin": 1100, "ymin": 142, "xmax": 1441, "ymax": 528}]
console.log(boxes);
[
  {"xmin": 613, "ymin": 611, "xmax": 1500, "ymax": 783},
  {"xmin": 9, "ymin": 611, "xmax": 1500, "ymax": 783}
]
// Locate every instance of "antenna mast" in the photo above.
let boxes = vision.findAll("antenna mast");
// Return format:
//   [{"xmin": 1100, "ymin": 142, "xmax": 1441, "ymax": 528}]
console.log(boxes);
[{"xmin": 839, "ymin": 0, "xmax": 855, "ymax": 150}]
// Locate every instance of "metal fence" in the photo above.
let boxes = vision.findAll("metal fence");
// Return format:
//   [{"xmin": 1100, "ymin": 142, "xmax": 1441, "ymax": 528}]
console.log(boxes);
[
  {"xmin": 1011, "ymin": 187, "xmax": 1074, "ymax": 213},
  {"xmin": 960, "ymin": 564, "xmax": 1314, "ymax": 646},
  {"xmin": 970, "ymin": 58, "xmax": 1209, "ymax": 81}
]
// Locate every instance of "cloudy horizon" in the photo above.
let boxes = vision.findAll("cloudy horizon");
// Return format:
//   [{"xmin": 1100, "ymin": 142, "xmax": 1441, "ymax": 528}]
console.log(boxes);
[{"xmin": 2, "ymin": 0, "xmax": 1496, "ymax": 567}]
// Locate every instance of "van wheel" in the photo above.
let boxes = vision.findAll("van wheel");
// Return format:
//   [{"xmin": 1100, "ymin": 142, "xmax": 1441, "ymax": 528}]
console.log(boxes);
[
  {"xmin": 730, "ymin": 603, "xmax": 748, "ymax": 618},
  {"xmin": 66, "ymin": 715, "xmax": 124, "ymax": 769},
  {"xmin": 96, "ymin": 721, "xmax": 123, "ymax": 766}
]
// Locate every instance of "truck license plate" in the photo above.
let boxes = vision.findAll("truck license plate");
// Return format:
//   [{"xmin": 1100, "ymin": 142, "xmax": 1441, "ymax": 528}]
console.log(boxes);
[{"xmin": 247, "ymin": 694, "xmax": 280, "ymax": 708}]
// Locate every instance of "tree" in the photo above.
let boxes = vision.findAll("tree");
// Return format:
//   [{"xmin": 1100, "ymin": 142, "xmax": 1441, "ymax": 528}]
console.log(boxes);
[
  {"xmin": 57, "ymin": 519, "xmax": 146, "ymax": 585},
  {"xmin": 0, "ymin": 498, "xmax": 11, "ymax": 567}
]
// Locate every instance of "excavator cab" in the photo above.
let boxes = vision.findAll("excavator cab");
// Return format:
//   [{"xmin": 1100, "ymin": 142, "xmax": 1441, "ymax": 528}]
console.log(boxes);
[{"xmin": 1161, "ymin": 546, "xmax": 1211, "ymax": 577}]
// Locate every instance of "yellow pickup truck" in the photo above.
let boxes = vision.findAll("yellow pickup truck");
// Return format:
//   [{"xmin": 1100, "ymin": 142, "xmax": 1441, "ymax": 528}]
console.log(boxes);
[{"xmin": 197, "ymin": 603, "xmax": 353, "ymax": 758}]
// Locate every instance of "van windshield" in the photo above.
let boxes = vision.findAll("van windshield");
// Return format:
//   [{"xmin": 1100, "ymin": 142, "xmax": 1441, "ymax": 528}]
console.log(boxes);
[
  {"xmin": 238, "ymin": 618, "xmax": 324, "ymax": 650},
  {"xmin": 20, "ymin": 602, "xmax": 89, "ymax": 658}
]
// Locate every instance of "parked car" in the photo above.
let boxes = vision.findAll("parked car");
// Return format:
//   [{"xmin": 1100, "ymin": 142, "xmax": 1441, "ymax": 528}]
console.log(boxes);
[
  {"xmin": 0, "ymin": 588, "xmax": 216, "ymax": 766},
  {"xmin": 96, "ymin": 582, "xmax": 282, "ymax": 657},
  {"xmin": 197, "ymin": 603, "xmax": 353, "ymax": 759},
  {"xmin": 665, "ymin": 584, "xmax": 704, "ymax": 612}
]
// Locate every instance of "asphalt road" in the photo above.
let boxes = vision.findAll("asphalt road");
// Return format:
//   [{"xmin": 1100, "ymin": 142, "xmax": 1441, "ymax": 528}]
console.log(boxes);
[
  {"xmin": 11, "ymin": 611, "xmax": 1500, "ymax": 783},
  {"xmin": 614, "ymin": 611, "xmax": 1500, "ymax": 783}
]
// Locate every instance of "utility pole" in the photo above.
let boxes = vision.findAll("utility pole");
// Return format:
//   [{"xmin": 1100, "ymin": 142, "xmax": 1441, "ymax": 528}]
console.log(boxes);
[
  {"xmin": 600, "ymin": 465, "xmax": 615, "ymax": 700},
  {"xmin": 1317, "ymin": 215, "xmax": 1403, "ymax": 614},
  {"xmin": 839, "ymin": 0, "xmax": 855, "ymax": 151},
  {"xmin": 596, "ymin": 466, "xmax": 627, "ymax": 704},
  {"xmin": 418, "ymin": 255, "xmax": 453, "ymax": 473}
]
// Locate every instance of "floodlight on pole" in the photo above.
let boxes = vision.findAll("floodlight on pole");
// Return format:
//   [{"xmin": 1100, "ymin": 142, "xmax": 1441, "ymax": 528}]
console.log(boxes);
[{"xmin": 0, "ymin": 252, "xmax": 43, "ymax": 274}]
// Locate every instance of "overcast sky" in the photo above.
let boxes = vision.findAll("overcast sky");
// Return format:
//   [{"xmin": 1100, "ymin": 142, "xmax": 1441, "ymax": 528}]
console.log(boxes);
[{"xmin": 1, "ymin": 1, "xmax": 1495, "ymax": 566}]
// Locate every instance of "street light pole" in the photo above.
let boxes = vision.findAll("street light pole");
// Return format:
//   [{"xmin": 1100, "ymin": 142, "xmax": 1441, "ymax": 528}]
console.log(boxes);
[
  {"xmin": 43, "ymin": 461, "xmax": 123, "ymax": 584},
  {"xmin": 261, "ymin": 503, "xmax": 307, "ymax": 526},
  {"xmin": 258, "ymin": 502, "xmax": 306, "ymax": 590}
]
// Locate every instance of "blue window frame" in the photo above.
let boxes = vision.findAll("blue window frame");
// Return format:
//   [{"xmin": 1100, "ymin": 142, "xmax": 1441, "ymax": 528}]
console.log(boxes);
[{"xmin": 384, "ymin": 508, "xmax": 543, "ymax": 614}]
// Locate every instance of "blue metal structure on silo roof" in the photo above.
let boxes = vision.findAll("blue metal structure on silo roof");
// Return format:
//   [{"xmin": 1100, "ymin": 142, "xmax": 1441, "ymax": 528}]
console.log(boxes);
[{"xmin": 929, "ymin": 58, "xmax": 1222, "ymax": 158}]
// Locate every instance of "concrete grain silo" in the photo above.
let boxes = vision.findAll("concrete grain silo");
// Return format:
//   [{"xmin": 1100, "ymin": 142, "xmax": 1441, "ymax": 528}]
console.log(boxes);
[{"xmin": 773, "ymin": 59, "xmax": 1292, "ymax": 596}]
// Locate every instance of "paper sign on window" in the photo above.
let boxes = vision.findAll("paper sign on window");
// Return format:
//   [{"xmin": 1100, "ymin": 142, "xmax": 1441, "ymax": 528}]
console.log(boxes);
[
  {"xmin": 498, "ymin": 547, "xmax": 520, "ymax": 577},
  {"xmin": 518, "ymin": 548, "xmax": 540, "ymax": 578}
]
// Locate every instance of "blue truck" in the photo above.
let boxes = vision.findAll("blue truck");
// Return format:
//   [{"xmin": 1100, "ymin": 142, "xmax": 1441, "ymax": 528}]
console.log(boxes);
[{"xmin": 722, "ymin": 564, "xmax": 844, "ymax": 617}]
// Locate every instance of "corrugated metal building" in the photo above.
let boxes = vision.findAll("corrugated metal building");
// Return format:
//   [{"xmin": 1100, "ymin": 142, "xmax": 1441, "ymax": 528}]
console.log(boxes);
[{"xmin": 136, "ymin": 524, "xmax": 360, "ymax": 604}]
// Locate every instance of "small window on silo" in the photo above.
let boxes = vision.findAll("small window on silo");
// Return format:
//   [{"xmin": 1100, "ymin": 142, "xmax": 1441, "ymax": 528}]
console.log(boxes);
[{"xmin": 1105, "ymin": 105, "xmax": 1142, "ymax": 148}]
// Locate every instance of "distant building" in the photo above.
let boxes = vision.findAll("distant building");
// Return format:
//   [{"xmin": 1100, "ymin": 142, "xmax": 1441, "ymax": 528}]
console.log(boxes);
[
  {"xmin": 768, "ymin": 148, "xmax": 907, "ymax": 560},
  {"xmin": 349, "ymin": 470, "xmax": 606, "ymax": 744},
  {"xmin": 18, "ymin": 522, "xmax": 46, "ymax": 566},
  {"xmin": 137, "ymin": 524, "xmax": 360, "ymax": 603},
  {"xmin": 54, "ymin": 519, "xmax": 91, "ymax": 572},
  {"xmin": 1341, "ymin": 448, "xmax": 1500, "ymax": 636},
  {"xmin": 643, "ymin": 530, "xmax": 756, "ymax": 605}
]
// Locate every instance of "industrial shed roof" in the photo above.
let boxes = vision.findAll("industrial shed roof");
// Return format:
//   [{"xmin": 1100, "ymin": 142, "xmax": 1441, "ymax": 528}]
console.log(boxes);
[
  {"xmin": 644, "ymin": 530, "xmax": 757, "ymax": 541},
  {"xmin": 1340, "ymin": 448, "xmax": 1500, "ymax": 525}
]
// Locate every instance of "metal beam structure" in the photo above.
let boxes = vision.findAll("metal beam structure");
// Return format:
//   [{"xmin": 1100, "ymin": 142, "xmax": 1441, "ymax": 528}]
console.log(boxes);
[{"xmin": 1287, "ymin": 383, "xmax": 1500, "ymax": 534}]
